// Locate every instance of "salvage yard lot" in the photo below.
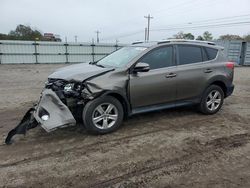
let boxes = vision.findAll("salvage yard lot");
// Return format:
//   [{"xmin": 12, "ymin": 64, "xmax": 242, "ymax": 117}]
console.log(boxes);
[{"xmin": 0, "ymin": 64, "xmax": 250, "ymax": 187}]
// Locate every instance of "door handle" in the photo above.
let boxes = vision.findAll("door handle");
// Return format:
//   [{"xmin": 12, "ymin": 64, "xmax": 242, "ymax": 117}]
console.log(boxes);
[
  {"xmin": 165, "ymin": 73, "xmax": 177, "ymax": 78},
  {"xmin": 204, "ymin": 69, "xmax": 213, "ymax": 73}
]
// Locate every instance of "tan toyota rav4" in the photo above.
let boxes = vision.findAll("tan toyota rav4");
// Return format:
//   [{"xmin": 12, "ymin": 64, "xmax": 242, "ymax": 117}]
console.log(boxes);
[{"xmin": 6, "ymin": 40, "xmax": 234, "ymax": 144}]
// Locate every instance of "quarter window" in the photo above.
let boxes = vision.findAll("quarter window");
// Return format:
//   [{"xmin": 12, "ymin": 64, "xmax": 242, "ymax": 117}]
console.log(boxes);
[
  {"xmin": 140, "ymin": 46, "xmax": 173, "ymax": 69},
  {"xmin": 178, "ymin": 45, "xmax": 202, "ymax": 65},
  {"xmin": 205, "ymin": 47, "xmax": 218, "ymax": 60}
]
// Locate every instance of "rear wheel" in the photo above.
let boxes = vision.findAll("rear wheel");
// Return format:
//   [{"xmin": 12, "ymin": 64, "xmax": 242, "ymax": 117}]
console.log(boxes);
[
  {"xmin": 199, "ymin": 85, "xmax": 224, "ymax": 114},
  {"xmin": 82, "ymin": 96, "xmax": 124, "ymax": 134}
]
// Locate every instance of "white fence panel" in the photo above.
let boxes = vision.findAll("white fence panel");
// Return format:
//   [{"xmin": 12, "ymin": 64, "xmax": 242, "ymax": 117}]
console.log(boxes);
[
  {"xmin": 37, "ymin": 44, "xmax": 65, "ymax": 54},
  {"xmin": 37, "ymin": 54, "xmax": 66, "ymax": 63},
  {"xmin": 67, "ymin": 45, "xmax": 92, "ymax": 54},
  {"xmin": 68, "ymin": 55, "xmax": 93, "ymax": 63},
  {"xmin": 1, "ymin": 43, "xmax": 35, "ymax": 54},
  {"xmin": 1, "ymin": 54, "xmax": 35, "ymax": 64}
]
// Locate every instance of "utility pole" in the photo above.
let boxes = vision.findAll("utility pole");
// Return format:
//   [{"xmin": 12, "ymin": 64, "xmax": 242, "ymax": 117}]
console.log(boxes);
[
  {"xmin": 95, "ymin": 30, "xmax": 100, "ymax": 43},
  {"xmin": 74, "ymin": 35, "xmax": 78, "ymax": 43},
  {"xmin": 144, "ymin": 14, "xmax": 153, "ymax": 41},
  {"xmin": 144, "ymin": 27, "xmax": 147, "ymax": 42}
]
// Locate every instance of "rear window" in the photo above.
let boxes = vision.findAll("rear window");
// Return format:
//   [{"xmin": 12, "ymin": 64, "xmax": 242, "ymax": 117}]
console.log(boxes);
[
  {"xmin": 178, "ymin": 45, "xmax": 203, "ymax": 65},
  {"xmin": 204, "ymin": 47, "xmax": 218, "ymax": 60}
]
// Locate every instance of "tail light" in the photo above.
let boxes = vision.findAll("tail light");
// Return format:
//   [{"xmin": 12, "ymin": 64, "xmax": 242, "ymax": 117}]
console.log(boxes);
[{"xmin": 226, "ymin": 62, "xmax": 234, "ymax": 69}]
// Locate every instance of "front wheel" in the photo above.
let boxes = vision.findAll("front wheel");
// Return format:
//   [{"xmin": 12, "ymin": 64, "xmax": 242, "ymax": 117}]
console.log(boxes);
[
  {"xmin": 199, "ymin": 85, "xmax": 224, "ymax": 115},
  {"xmin": 82, "ymin": 96, "xmax": 124, "ymax": 134}
]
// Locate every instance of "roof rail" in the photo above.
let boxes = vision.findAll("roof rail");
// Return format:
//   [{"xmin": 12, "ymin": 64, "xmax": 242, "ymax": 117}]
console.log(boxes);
[
  {"xmin": 131, "ymin": 41, "xmax": 144, "ymax": 45},
  {"xmin": 157, "ymin": 39, "xmax": 215, "ymax": 45}
]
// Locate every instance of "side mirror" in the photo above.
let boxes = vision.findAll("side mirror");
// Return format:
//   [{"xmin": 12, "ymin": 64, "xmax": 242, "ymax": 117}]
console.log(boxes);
[{"xmin": 133, "ymin": 62, "xmax": 150, "ymax": 73}]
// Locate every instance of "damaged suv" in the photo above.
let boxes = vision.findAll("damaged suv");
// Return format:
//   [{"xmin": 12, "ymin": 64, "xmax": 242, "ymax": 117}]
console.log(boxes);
[{"xmin": 6, "ymin": 40, "xmax": 235, "ymax": 144}]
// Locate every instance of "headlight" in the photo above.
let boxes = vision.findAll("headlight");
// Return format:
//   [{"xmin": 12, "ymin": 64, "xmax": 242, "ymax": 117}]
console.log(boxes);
[{"xmin": 64, "ymin": 83, "xmax": 74, "ymax": 92}]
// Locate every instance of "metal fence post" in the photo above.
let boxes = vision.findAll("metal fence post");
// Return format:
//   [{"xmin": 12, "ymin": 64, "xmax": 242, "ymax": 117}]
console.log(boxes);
[
  {"xmin": 0, "ymin": 42, "xmax": 2, "ymax": 64},
  {"xmin": 33, "ymin": 41, "xmax": 38, "ymax": 64},
  {"xmin": 115, "ymin": 44, "xmax": 118, "ymax": 51},
  {"xmin": 64, "ymin": 43, "xmax": 69, "ymax": 64},
  {"xmin": 91, "ymin": 42, "xmax": 95, "ymax": 63}
]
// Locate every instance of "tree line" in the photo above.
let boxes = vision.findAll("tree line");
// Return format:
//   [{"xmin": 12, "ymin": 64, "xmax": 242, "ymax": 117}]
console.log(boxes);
[
  {"xmin": 0, "ymin": 24, "xmax": 61, "ymax": 41},
  {"xmin": 171, "ymin": 31, "xmax": 250, "ymax": 42},
  {"xmin": 0, "ymin": 24, "xmax": 250, "ymax": 42}
]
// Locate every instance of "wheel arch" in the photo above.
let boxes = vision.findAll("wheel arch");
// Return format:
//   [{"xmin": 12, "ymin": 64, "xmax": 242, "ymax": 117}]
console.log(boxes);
[
  {"xmin": 204, "ymin": 76, "xmax": 229, "ymax": 98},
  {"xmin": 100, "ymin": 91, "xmax": 131, "ymax": 117}
]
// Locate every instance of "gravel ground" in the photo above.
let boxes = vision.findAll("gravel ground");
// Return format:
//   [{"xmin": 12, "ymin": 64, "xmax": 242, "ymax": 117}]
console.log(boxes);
[{"xmin": 0, "ymin": 64, "xmax": 250, "ymax": 188}]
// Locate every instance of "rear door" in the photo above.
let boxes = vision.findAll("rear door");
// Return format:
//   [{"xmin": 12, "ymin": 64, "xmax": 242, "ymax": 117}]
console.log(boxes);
[
  {"xmin": 129, "ymin": 45, "xmax": 177, "ymax": 108},
  {"xmin": 175, "ymin": 44, "xmax": 211, "ymax": 101}
]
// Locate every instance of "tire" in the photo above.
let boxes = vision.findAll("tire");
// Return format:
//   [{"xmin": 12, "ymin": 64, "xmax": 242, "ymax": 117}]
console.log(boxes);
[
  {"xmin": 199, "ymin": 85, "xmax": 224, "ymax": 115},
  {"xmin": 82, "ymin": 96, "xmax": 124, "ymax": 134}
]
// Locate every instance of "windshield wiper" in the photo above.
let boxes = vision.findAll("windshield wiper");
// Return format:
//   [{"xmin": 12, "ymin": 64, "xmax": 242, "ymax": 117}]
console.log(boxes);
[
  {"xmin": 89, "ymin": 61, "xmax": 105, "ymax": 68},
  {"xmin": 95, "ymin": 64, "xmax": 105, "ymax": 68}
]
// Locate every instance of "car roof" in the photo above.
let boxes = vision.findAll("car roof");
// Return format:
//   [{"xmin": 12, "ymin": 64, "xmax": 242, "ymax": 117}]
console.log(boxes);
[{"xmin": 130, "ymin": 39, "xmax": 224, "ymax": 49}]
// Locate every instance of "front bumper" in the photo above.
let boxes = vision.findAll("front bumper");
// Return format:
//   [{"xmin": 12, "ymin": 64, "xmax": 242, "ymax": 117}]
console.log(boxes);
[
  {"xmin": 33, "ymin": 89, "xmax": 76, "ymax": 132},
  {"xmin": 5, "ymin": 89, "xmax": 76, "ymax": 144}
]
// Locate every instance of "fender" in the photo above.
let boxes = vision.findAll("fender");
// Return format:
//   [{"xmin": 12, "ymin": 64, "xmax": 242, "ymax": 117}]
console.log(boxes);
[
  {"xmin": 99, "ymin": 90, "xmax": 132, "ymax": 116},
  {"xmin": 205, "ymin": 75, "xmax": 230, "ymax": 88},
  {"xmin": 201, "ymin": 75, "xmax": 231, "ymax": 99}
]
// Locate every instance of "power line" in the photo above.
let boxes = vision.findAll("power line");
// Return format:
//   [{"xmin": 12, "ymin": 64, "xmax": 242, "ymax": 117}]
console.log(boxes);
[
  {"xmin": 102, "ymin": 21, "xmax": 250, "ymax": 41},
  {"xmin": 153, "ymin": 16, "xmax": 250, "ymax": 30},
  {"xmin": 152, "ymin": 21, "xmax": 250, "ymax": 32},
  {"xmin": 102, "ymin": 13, "xmax": 250, "ymax": 41},
  {"xmin": 188, "ymin": 13, "xmax": 250, "ymax": 24},
  {"xmin": 104, "ymin": 20, "xmax": 250, "ymax": 40}
]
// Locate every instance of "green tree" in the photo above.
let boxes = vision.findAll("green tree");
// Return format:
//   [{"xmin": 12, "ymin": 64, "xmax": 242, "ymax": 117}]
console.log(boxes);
[
  {"xmin": 8, "ymin": 24, "xmax": 43, "ymax": 41},
  {"xmin": 203, "ymin": 31, "xmax": 213, "ymax": 41},
  {"xmin": 196, "ymin": 35, "xmax": 204, "ymax": 41},
  {"xmin": 243, "ymin": 34, "xmax": 250, "ymax": 42},
  {"xmin": 173, "ymin": 31, "xmax": 194, "ymax": 40},
  {"xmin": 183, "ymin": 33, "xmax": 194, "ymax": 40},
  {"xmin": 173, "ymin": 31, "xmax": 185, "ymax": 39},
  {"xmin": 219, "ymin": 34, "xmax": 243, "ymax": 40},
  {"xmin": 0, "ymin": 33, "xmax": 8, "ymax": 40}
]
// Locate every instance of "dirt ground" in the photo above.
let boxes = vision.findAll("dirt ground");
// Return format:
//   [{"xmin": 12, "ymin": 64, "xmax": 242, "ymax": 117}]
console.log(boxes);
[{"xmin": 0, "ymin": 64, "xmax": 250, "ymax": 188}]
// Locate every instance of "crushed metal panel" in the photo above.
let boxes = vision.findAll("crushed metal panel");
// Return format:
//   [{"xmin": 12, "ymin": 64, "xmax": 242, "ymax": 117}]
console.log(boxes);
[{"xmin": 34, "ymin": 89, "xmax": 76, "ymax": 132}]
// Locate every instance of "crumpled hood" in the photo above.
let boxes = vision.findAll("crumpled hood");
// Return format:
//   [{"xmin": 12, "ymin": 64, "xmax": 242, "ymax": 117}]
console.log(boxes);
[{"xmin": 48, "ymin": 63, "xmax": 114, "ymax": 82}]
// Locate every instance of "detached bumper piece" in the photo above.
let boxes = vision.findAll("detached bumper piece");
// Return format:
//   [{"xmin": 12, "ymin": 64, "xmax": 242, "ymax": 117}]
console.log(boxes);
[
  {"xmin": 5, "ymin": 89, "xmax": 76, "ymax": 145},
  {"xmin": 5, "ymin": 108, "xmax": 38, "ymax": 145},
  {"xmin": 33, "ymin": 89, "xmax": 76, "ymax": 132}
]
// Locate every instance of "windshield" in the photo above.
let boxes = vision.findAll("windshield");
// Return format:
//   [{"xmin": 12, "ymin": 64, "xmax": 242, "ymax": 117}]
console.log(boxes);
[{"xmin": 97, "ymin": 46, "xmax": 147, "ymax": 68}]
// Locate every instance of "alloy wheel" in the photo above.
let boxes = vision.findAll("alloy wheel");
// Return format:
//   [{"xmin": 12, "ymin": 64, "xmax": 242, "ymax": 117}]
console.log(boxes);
[
  {"xmin": 92, "ymin": 103, "xmax": 118, "ymax": 129},
  {"xmin": 206, "ymin": 90, "xmax": 222, "ymax": 111}
]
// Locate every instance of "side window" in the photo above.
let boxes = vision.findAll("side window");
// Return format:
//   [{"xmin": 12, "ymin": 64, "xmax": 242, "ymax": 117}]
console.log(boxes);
[
  {"xmin": 204, "ymin": 47, "xmax": 218, "ymax": 60},
  {"xmin": 140, "ymin": 46, "xmax": 173, "ymax": 70},
  {"xmin": 178, "ymin": 45, "xmax": 202, "ymax": 65}
]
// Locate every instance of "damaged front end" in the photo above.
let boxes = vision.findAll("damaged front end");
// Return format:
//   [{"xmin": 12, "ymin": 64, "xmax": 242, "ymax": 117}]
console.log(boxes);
[
  {"xmin": 5, "ymin": 62, "xmax": 127, "ymax": 144},
  {"xmin": 5, "ymin": 78, "xmax": 98, "ymax": 144}
]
